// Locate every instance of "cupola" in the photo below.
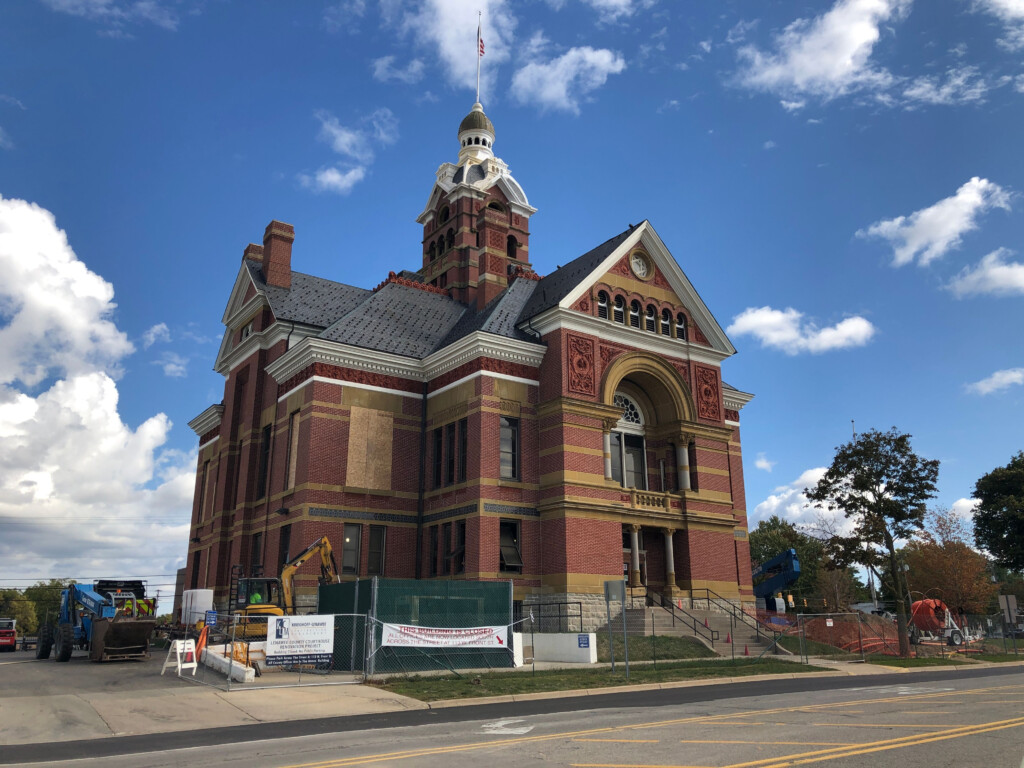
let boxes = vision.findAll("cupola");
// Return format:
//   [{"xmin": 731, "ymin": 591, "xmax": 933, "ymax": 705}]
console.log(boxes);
[{"xmin": 457, "ymin": 102, "xmax": 495, "ymax": 164}]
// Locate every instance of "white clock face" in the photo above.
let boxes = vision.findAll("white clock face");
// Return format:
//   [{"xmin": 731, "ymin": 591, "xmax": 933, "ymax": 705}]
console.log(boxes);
[{"xmin": 631, "ymin": 253, "xmax": 650, "ymax": 279}]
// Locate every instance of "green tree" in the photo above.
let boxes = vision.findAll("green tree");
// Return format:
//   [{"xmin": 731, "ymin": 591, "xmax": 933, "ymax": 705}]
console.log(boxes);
[
  {"xmin": 0, "ymin": 589, "xmax": 38, "ymax": 635},
  {"xmin": 23, "ymin": 578, "xmax": 74, "ymax": 628},
  {"xmin": 806, "ymin": 427, "xmax": 939, "ymax": 657},
  {"xmin": 973, "ymin": 451, "xmax": 1024, "ymax": 571},
  {"xmin": 748, "ymin": 515, "xmax": 824, "ymax": 598}
]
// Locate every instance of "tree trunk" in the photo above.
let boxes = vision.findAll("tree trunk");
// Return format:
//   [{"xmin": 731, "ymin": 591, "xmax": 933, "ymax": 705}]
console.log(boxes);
[{"xmin": 884, "ymin": 531, "xmax": 911, "ymax": 658}]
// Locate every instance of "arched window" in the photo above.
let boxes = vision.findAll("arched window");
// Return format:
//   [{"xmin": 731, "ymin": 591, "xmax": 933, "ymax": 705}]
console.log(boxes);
[
  {"xmin": 645, "ymin": 305, "xmax": 656, "ymax": 332},
  {"xmin": 597, "ymin": 291, "xmax": 609, "ymax": 320},
  {"xmin": 613, "ymin": 296, "xmax": 625, "ymax": 324},
  {"xmin": 488, "ymin": 201, "xmax": 504, "ymax": 211},
  {"xmin": 428, "ymin": 243, "xmax": 436, "ymax": 262},
  {"xmin": 629, "ymin": 301, "xmax": 641, "ymax": 328},
  {"xmin": 440, "ymin": 207, "xmax": 450, "ymax": 224},
  {"xmin": 676, "ymin": 312, "xmax": 688, "ymax": 340},
  {"xmin": 660, "ymin": 309, "xmax": 671, "ymax": 336},
  {"xmin": 474, "ymin": 137, "xmax": 480, "ymax": 145},
  {"xmin": 436, "ymin": 237, "xmax": 444, "ymax": 254},
  {"xmin": 446, "ymin": 228, "xmax": 454, "ymax": 249},
  {"xmin": 609, "ymin": 392, "xmax": 647, "ymax": 490},
  {"xmin": 507, "ymin": 235, "xmax": 518, "ymax": 260}
]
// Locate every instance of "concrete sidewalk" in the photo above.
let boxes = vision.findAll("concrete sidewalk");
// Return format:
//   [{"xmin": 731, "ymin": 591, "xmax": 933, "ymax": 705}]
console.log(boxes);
[{"xmin": 2, "ymin": 653, "xmax": 1018, "ymax": 747}]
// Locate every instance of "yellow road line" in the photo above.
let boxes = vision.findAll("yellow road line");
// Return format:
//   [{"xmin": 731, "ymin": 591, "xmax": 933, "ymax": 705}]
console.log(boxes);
[
  {"xmin": 276, "ymin": 684, "xmax": 1024, "ymax": 768},
  {"xmin": 574, "ymin": 738, "xmax": 661, "ymax": 743},
  {"xmin": 808, "ymin": 723, "xmax": 953, "ymax": 728},
  {"xmin": 678, "ymin": 741, "xmax": 856, "ymax": 747}
]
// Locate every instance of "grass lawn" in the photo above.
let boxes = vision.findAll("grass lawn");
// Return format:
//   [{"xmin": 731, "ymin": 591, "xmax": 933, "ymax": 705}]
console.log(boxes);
[
  {"xmin": 971, "ymin": 653, "xmax": 1024, "ymax": 663},
  {"xmin": 372, "ymin": 658, "xmax": 824, "ymax": 701},
  {"xmin": 865, "ymin": 655, "xmax": 973, "ymax": 667},
  {"xmin": 776, "ymin": 635, "xmax": 858, "ymax": 659},
  {"xmin": 596, "ymin": 633, "xmax": 715, "ymax": 662}
]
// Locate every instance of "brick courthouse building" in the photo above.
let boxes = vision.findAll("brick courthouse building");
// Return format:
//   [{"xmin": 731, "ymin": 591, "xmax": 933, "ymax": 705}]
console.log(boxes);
[{"xmin": 186, "ymin": 102, "xmax": 755, "ymax": 621}]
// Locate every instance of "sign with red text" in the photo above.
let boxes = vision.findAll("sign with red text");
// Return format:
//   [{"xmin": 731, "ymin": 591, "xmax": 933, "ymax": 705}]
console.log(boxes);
[{"xmin": 380, "ymin": 623, "xmax": 507, "ymax": 648}]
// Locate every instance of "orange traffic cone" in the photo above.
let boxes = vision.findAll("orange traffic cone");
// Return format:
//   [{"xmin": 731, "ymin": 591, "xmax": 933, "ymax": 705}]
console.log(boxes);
[
  {"xmin": 744, "ymin": 645, "xmax": 749, "ymax": 656},
  {"xmin": 725, "ymin": 633, "xmax": 731, "ymax": 644}
]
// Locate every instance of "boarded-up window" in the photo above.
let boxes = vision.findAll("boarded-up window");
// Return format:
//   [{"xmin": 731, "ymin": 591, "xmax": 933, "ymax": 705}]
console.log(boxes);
[{"xmin": 346, "ymin": 406, "xmax": 394, "ymax": 490}]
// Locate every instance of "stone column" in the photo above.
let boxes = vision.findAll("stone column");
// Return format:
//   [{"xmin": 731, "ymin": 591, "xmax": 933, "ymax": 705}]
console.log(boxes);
[
  {"xmin": 629, "ymin": 525, "xmax": 642, "ymax": 587},
  {"xmin": 676, "ymin": 440, "xmax": 691, "ymax": 491},
  {"xmin": 603, "ymin": 430, "xmax": 613, "ymax": 480},
  {"xmin": 663, "ymin": 527, "xmax": 676, "ymax": 594}
]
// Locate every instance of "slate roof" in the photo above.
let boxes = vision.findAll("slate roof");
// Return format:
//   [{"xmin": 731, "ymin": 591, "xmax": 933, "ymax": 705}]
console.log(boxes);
[
  {"xmin": 245, "ymin": 259, "xmax": 371, "ymax": 329},
  {"xmin": 516, "ymin": 222, "xmax": 641, "ymax": 322},
  {"xmin": 435, "ymin": 277, "xmax": 540, "ymax": 351},
  {"xmin": 319, "ymin": 282, "xmax": 467, "ymax": 358},
  {"xmin": 452, "ymin": 164, "xmax": 486, "ymax": 185}
]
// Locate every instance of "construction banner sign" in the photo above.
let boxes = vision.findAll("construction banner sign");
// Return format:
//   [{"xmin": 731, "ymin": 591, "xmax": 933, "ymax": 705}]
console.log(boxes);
[
  {"xmin": 381, "ymin": 623, "xmax": 507, "ymax": 648},
  {"xmin": 265, "ymin": 615, "xmax": 334, "ymax": 666}
]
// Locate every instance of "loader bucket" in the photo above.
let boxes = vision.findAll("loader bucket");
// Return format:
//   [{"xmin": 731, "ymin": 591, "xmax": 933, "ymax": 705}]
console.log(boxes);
[{"xmin": 89, "ymin": 617, "xmax": 157, "ymax": 662}]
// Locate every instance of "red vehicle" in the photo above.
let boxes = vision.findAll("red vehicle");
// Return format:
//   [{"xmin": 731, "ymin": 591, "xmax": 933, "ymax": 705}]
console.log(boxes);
[{"xmin": 0, "ymin": 618, "xmax": 16, "ymax": 652}]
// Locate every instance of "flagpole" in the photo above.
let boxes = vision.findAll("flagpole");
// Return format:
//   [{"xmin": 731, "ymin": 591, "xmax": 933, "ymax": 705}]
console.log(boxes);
[{"xmin": 476, "ymin": 11, "xmax": 482, "ymax": 103}]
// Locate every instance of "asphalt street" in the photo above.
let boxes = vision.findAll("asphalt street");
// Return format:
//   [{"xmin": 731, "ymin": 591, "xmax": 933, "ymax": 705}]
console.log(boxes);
[{"xmin": 3, "ymin": 665, "xmax": 1021, "ymax": 767}]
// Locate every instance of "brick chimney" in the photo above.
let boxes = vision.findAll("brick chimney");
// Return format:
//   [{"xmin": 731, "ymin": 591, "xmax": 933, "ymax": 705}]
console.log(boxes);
[
  {"xmin": 242, "ymin": 243, "xmax": 264, "ymax": 263},
  {"xmin": 262, "ymin": 220, "xmax": 295, "ymax": 289}
]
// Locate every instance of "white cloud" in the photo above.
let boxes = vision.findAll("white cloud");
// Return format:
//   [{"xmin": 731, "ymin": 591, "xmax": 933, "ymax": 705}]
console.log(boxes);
[
  {"xmin": 0, "ymin": 95, "xmax": 25, "ymax": 110},
  {"xmin": 966, "ymin": 367, "xmax": 1024, "ymax": 395},
  {"xmin": 1016, "ymin": 74, "xmax": 1024, "ymax": 92},
  {"xmin": 781, "ymin": 99, "xmax": 806, "ymax": 111},
  {"xmin": 391, "ymin": 0, "xmax": 516, "ymax": 97},
  {"xmin": 727, "ymin": 306, "xmax": 876, "ymax": 355},
  {"xmin": 41, "ymin": 0, "xmax": 181, "ymax": 31},
  {"xmin": 951, "ymin": 497, "xmax": 980, "ymax": 518},
  {"xmin": 752, "ymin": 467, "xmax": 843, "ymax": 530},
  {"xmin": 857, "ymin": 177, "xmax": 1011, "ymax": 267},
  {"xmin": 727, "ymin": 19, "xmax": 758, "ymax": 45},
  {"xmin": 763, "ymin": 139, "xmax": 776, "ymax": 149},
  {"xmin": 736, "ymin": 0, "xmax": 909, "ymax": 102},
  {"xmin": 948, "ymin": 248, "xmax": 1024, "ymax": 297},
  {"xmin": 755, "ymin": 452, "xmax": 776, "ymax": 472},
  {"xmin": 372, "ymin": 56, "xmax": 425, "ymax": 84},
  {"xmin": 0, "ymin": 127, "xmax": 12, "ymax": 150},
  {"xmin": 510, "ymin": 47, "xmax": 626, "ymax": 114},
  {"xmin": 154, "ymin": 352, "xmax": 187, "ymax": 378},
  {"xmin": 142, "ymin": 322, "xmax": 170, "ymax": 349},
  {"xmin": 699, "ymin": 39, "xmax": 712, "ymax": 53},
  {"xmin": 973, "ymin": 0, "xmax": 1024, "ymax": 50},
  {"xmin": 323, "ymin": 0, "xmax": 366, "ymax": 34},
  {"xmin": 298, "ymin": 166, "xmax": 367, "ymax": 195},
  {"xmin": 902, "ymin": 66, "xmax": 989, "ymax": 105},
  {"xmin": 0, "ymin": 197, "xmax": 134, "ymax": 387},
  {"xmin": 657, "ymin": 99, "xmax": 680, "ymax": 113},
  {"xmin": 579, "ymin": 0, "xmax": 653, "ymax": 23},
  {"xmin": 0, "ymin": 195, "xmax": 194, "ymax": 588},
  {"xmin": 315, "ymin": 110, "xmax": 372, "ymax": 161}
]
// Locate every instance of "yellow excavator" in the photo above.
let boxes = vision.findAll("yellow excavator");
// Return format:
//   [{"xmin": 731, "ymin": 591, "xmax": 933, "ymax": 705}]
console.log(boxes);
[{"xmin": 229, "ymin": 536, "xmax": 340, "ymax": 635}]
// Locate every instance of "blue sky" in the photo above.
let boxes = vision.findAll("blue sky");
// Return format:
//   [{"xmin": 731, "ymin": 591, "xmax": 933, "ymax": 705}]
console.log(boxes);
[{"xmin": 1, "ymin": 0, "xmax": 1022, "ymax": 595}]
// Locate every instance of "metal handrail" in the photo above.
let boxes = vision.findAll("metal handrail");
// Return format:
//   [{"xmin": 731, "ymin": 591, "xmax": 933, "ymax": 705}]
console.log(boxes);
[
  {"xmin": 689, "ymin": 587, "xmax": 766, "ymax": 639},
  {"xmin": 650, "ymin": 592, "xmax": 719, "ymax": 646}
]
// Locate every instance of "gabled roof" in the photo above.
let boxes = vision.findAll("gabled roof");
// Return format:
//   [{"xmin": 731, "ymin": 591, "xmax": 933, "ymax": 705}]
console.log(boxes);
[
  {"xmin": 517, "ymin": 224, "xmax": 640, "ymax": 322},
  {"xmin": 319, "ymin": 282, "xmax": 467, "ymax": 358},
  {"xmin": 435, "ymin": 276, "xmax": 540, "ymax": 351},
  {"xmin": 243, "ymin": 259, "xmax": 371, "ymax": 329}
]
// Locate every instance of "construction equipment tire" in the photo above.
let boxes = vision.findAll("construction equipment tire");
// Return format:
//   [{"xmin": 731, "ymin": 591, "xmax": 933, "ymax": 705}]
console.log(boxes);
[
  {"xmin": 35, "ymin": 624, "xmax": 53, "ymax": 659},
  {"xmin": 55, "ymin": 623, "xmax": 74, "ymax": 662},
  {"xmin": 948, "ymin": 629, "xmax": 964, "ymax": 646}
]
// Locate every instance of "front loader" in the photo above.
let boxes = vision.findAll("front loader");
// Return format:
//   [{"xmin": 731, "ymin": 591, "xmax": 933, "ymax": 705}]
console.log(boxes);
[{"xmin": 36, "ymin": 580, "xmax": 157, "ymax": 662}]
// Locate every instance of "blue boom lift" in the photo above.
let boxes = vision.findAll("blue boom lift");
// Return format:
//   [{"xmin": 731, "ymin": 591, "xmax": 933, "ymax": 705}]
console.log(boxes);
[
  {"xmin": 752, "ymin": 549, "xmax": 801, "ymax": 600},
  {"xmin": 36, "ymin": 580, "xmax": 157, "ymax": 662}
]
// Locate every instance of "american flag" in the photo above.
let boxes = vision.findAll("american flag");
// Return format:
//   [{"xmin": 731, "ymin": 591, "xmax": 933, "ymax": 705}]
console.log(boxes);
[{"xmin": 478, "ymin": 20, "xmax": 484, "ymax": 57}]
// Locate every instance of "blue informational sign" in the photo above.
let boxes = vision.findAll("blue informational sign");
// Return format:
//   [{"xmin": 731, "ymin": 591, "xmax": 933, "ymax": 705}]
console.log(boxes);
[
  {"xmin": 205, "ymin": 610, "xmax": 217, "ymax": 626},
  {"xmin": 578, "ymin": 634, "xmax": 590, "ymax": 648}
]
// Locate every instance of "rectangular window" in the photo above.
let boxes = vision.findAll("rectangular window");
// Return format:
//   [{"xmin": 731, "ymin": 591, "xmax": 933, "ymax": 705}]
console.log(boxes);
[
  {"xmin": 198, "ymin": 460, "xmax": 210, "ymax": 522},
  {"xmin": 257, "ymin": 424, "xmax": 272, "ymax": 499},
  {"xmin": 432, "ymin": 428, "xmax": 443, "ymax": 488},
  {"xmin": 368, "ymin": 525, "xmax": 386, "ymax": 576},
  {"xmin": 500, "ymin": 416, "xmax": 519, "ymax": 481},
  {"xmin": 250, "ymin": 532, "xmax": 263, "ymax": 570},
  {"xmin": 499, "ymin": 519, "xmax": 523, "ymax": 574},
  {"xmin": 445, "ymin": 423, "xmax": 456, "ymax": 486},
  {"xmin": 610, "ymin": 433, "xmax": 623, "ymax": 485},
  {"xmin": 442, "ymin": 522, "xmax": 452, "ymax": 574},
  {"xmin": 190, "ymin": 554, "xmax": 201, "ymax": 590},
  {"xmin": 453, "ymin": 520, "xmax": 466, "ymax": 575},
  {"xmin": 286, "ymin": 411, "xmax": 300, "ymax": 489},
  {"xmin": 688, "ymin": 443, "xmax": 699, "ymax": 492},
  {"xmin": 278, "ymin": 523, "xmax": 292, "ymax": 566},
  {"xmin": 624, "ymin": 435, "xmax": 647, "ymax": 490},
  {"xmin": 429, "ymin": 525, "xmax": 438, "ymax": 577},
  {"xmin": 458, "ymin": 418, "xmax": 468, "ymax": 483},
  {"xmin": 342, "ymin": 523, "xmax": 361, "ymax": 575}
]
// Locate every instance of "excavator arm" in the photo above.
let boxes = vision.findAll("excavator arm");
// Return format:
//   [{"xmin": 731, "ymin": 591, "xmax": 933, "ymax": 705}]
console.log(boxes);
[{"xmin": 280, "ymin": 536, "xmax": 340, "ymax": 614}]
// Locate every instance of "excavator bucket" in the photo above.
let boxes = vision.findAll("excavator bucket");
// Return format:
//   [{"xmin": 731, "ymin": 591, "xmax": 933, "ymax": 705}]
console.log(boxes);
[{"xmin": 88, "ymin": 616, "xmax": 156, "ymax": 662}]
